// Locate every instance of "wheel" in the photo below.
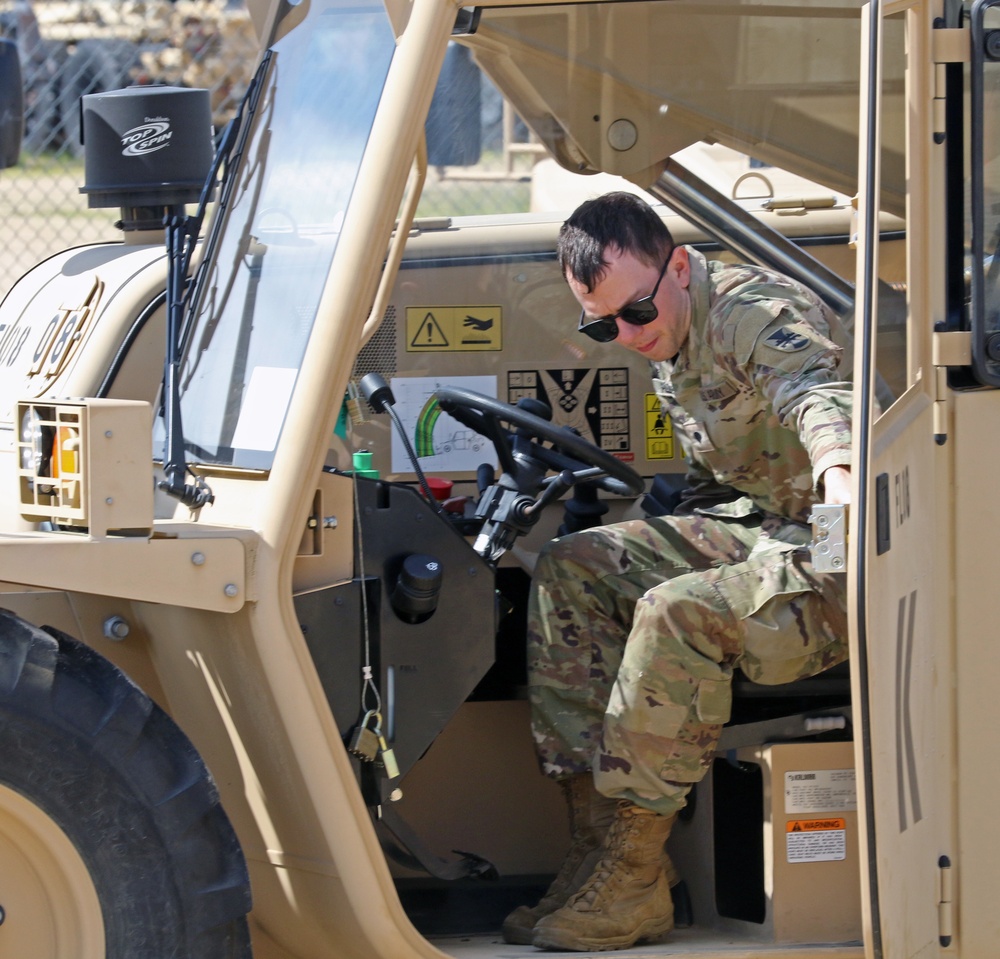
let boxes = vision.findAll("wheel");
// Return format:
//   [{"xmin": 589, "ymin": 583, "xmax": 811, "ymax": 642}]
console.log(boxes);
[
  {"xmin": 0, "ymin": 780, "xmax": 104, "ymax": 957},
  {"xmin": 0, "ymin": 609, "xmax": 252, "ymax": 958},
  {"xmin": 434, "ymin": 385, "xmax": 644, "ymax": 497}
]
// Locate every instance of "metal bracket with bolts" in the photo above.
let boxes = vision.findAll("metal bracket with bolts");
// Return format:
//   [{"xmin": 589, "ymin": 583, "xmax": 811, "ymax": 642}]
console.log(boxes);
[{"xmin": 809, "ymin": 503, "xmax": 847, "ymax": 573}]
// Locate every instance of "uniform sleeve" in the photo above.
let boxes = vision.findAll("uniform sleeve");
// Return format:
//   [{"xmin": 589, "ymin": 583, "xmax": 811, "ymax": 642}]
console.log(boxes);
[{"xmin": 737, "ymin": 304, "xmax": 854, "ymax": 489}]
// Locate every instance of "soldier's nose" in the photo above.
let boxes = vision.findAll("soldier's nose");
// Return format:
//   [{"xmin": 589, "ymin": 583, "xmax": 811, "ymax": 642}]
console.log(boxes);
[{"xmin": 615, "ymin": 317, "xmax": 640, "ymax": 343}]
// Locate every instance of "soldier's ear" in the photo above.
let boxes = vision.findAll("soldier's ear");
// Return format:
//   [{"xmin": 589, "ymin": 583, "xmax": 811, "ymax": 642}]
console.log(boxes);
[{"xmin": 670, "ymin": 246, "xmax": 691, "ymax": 288}]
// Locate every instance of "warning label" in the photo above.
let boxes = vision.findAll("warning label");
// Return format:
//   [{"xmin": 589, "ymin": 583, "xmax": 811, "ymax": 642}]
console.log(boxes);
[
  {"xmin": 785, "ymin": 768, "xmax": 857, "ymax": 814},
  {"xmin": 406, "ymin": 306, "xmax": 502, "ymax": 351},
  {"xmin": 785, "ymin": 818, "xmax": 847, "ymax": 863},
  {"xmin": 644, "ymin": 393, "xmax": 674, "ymax": 460}
]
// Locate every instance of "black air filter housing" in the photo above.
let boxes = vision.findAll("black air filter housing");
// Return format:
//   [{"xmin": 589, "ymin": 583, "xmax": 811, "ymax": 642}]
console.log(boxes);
[{"xmin": 80, "ymin": 85, "xmax": 213, "ymax": 210}]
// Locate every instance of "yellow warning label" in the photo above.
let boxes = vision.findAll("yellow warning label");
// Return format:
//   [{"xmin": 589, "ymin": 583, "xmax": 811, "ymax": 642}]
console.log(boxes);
[
  {"xmin": 406, "ymin": 306, "xmax": 502, "ymax": 352},
  {"xmin": 644, "ymin": 392, "xmax": 673, "ymax": 460},
  {"xmin": 786, "ymin": 818, "xmax": 846, "ymax": 832}
]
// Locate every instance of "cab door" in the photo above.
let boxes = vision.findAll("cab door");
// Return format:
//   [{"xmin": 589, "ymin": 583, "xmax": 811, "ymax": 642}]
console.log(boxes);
[{"xmin": 849, "ymin": 2, "xmax": 955, "ymax": 957}]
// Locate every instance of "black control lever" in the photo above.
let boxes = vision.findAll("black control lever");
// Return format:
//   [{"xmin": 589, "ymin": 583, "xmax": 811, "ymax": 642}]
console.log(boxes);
[
  {"xmin": 357, "ymin": 373, "xmax": 441, "ymax": 511},
  {"xmin": 524, "ymin": 469, "xmax": 576, "ymax": 518},
  {"xmin": 476, "ymin": 462, "xmax": 495, "ymax": 496},
  {"xmin": 358, "ymin": 371, "xmax": 396, "ymax": 414}
]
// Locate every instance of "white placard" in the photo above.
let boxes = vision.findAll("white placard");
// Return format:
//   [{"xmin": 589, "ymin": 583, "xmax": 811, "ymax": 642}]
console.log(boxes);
[
  {"xmin": 786, "ymin": 819, "xmax": 848, "ymax": 863},
  {"xmin": 784, "ymin": 768, "xmax": 857, "ymax": 814},
  {"xmin": 389, "ymin": 375, "xmax": 498, "ymax": 475},
  {"xmin": 231, "ymin": 366, "xmax": 297, "ymax": 452}
]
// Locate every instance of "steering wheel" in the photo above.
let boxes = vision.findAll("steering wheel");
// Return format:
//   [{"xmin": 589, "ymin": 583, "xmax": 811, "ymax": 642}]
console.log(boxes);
[{"xmin": 434, "ymin": 386, "xmax": 644, "ymax": 498}]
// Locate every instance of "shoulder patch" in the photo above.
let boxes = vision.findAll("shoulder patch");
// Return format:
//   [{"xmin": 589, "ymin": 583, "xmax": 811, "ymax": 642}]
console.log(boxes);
[
  {"xmin": 724, "ymin": 300, "xmax": 785, "ymax": 364},
  {"xmin": 763, "ymin": 327, "xmax": 811, "ymax": 353},
  {"xmin": 751, "ymin": 313, "xmax": 839, "ymax": 374}
]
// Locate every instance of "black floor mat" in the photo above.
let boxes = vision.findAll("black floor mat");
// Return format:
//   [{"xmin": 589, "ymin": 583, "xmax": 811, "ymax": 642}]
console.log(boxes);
[{"xmin": 396, "ymin": 875, "xmax": 551, "ymax": 936}]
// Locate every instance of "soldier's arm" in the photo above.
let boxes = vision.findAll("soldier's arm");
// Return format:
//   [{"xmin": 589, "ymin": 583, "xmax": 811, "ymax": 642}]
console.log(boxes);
[{"xmin": 732, "ymin": 304, "xmax": 854, "ymax": 490}]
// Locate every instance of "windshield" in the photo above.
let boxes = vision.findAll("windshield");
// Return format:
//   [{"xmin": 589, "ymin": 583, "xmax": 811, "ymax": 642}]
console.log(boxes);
[
  {"xmin": 165, "ymin": 0, "xmax": 396, "ymax": 470},
  {"xmin": 971, "ymin": 0, "xmax": 1000, "ymax": 386}
]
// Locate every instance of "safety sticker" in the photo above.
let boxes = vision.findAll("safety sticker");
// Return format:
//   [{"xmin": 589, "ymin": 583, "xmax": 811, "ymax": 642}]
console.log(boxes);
[
  {"xmin": 785, "ymin": 818, "xmax": 847, "ymax": 863},
  {"xmin": 645, "ymin": 393, "xmax": 674, "ymax": 460},
  {"xmin": 784, "ymin": 768, "xmax": 857, "ymax": 814},
  {"xmin": 406, "ymin": 306, "xmax": 502, "ymax": 352}
]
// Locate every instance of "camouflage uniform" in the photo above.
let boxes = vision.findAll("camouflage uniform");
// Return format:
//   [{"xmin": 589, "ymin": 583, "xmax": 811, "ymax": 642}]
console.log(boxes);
[{"xmin": 529, "ymin": 249, "xmax": 852, "ymax": 816}]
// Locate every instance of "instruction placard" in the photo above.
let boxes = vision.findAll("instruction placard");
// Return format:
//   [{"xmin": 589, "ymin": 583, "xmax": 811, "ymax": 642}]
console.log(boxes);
[
  {"xmin": 785, "ymin": 818, "xmax": 847, "ymax": 863},
  {"xmin": 784, "ymin": 768, "xmax": 857, "ymax": 814},
  {"xmin": 507, "ymin": 368, "xmax": 632, "ymax": 455}
]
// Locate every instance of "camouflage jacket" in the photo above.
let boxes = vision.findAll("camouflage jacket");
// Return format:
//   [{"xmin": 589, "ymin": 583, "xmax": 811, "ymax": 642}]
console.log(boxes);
[{"xmin": 651, "ymin": 248, "xmax": 853, "ymax": 526}]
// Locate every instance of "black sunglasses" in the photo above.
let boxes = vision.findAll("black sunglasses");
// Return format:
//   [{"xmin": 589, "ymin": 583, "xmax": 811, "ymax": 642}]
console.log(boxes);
[{"xmin": 576, "ymin": 250, "xmax": 674, "ymax": 343}]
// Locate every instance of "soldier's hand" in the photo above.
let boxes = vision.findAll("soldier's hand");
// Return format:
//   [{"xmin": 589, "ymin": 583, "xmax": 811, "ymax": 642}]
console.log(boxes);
[{"xmin": 820, "ymin": 465, "xmax": 851, "ymax": 505}]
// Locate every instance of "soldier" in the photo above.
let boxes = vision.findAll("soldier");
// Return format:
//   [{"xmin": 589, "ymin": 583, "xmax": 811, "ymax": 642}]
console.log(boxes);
[{"xmin": 503, "ymin": 192, "xmax": 852, "ymax": 952}]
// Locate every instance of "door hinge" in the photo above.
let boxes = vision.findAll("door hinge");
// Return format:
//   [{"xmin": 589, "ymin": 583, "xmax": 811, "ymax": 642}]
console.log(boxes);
[
  {"xmin": 932, "ymin": 330, "xmax": 972, "ymax": 367},
  {"xmin": 932, "ymin": 26, "xmax": 968, "ymax": 142},
  {"xmin": 932, "ymin": 27, "xmax": 970, "ymax": 65},
  {"xmin": 931, "ymin": 331, "xmax": 971, "ymax": 445},
  {"xmin": 938, "ymin": 854, "xmax": 954, "ymax": 947}
]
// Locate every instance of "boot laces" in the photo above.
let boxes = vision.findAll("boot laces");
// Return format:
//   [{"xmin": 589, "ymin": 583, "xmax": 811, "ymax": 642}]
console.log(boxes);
[{"xmin": 564, "ymin": 807, "xmax": 640, "ymax": 911}]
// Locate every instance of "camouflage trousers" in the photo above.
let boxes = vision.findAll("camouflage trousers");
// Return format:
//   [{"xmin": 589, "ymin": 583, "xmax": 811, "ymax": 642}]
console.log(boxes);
[{"xmin": 527, "ymin": 509, "xmax": 848, "ymax": 816}]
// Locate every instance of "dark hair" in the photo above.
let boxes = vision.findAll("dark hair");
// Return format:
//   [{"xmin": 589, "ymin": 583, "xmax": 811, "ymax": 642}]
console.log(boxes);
[{"xmin": 557, "ymin": 192, "xmax": 674, "ymax": 292}]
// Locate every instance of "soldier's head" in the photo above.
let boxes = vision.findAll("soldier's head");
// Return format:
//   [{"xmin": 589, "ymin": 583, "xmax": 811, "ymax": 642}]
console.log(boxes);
[{"xmin": 558, "ymin": 192, "xmax": 692, "ymax": 362}]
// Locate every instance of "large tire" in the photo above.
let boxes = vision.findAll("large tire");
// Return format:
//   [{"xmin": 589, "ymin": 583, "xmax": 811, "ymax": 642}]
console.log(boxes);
[{"xmin": 0, "ymin": 608, "xmax": 252, "ymax": 958}]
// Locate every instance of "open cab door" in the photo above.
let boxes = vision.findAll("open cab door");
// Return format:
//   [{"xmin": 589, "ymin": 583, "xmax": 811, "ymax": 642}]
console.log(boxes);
[{"xmin": 850, "ymin": 0, "xmax": 960, "ymax": 954}]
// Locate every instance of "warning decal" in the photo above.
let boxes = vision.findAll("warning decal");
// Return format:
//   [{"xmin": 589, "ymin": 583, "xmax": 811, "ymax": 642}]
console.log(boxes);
[
  {"xmin": 406, "ymin": 306, "xmax": 502, "ymax": 352},
  {"xmin": 645, "ymin": 393, "xmax": 674, "ymax": 460},
  {"xmin": 785, "ymin": 818, "xmax": 847, "ymax": 863}
]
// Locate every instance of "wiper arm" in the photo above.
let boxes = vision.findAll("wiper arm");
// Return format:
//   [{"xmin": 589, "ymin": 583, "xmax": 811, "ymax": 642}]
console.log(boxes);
[{"xmin": 160, "ymin": 213, "xmax": 214, "ymax": 508}]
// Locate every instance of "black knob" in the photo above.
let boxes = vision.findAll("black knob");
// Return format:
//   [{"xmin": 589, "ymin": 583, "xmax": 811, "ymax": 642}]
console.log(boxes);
[{"xmin": 390, "ymin": 554, "xmax": 443, "ymax": 623}]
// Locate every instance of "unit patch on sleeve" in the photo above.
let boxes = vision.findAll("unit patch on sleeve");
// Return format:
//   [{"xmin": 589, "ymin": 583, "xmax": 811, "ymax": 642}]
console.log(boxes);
[{"xmin": 764, "ymin": 327, "xmax": 811, "ymax": 352}]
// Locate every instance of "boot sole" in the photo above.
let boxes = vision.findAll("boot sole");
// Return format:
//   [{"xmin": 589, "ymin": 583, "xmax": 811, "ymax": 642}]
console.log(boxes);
[
  {"xmin": 532, "ymin": 916, "xmax": 675, "ymax": 952},
  {"xmin": 500, "ymin": 921, "xmax": 536, "ymax": 946}
]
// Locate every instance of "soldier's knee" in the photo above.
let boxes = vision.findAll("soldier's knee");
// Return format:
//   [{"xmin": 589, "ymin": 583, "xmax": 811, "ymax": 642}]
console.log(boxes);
[
  {"xmin": 534, "ymin": 535, "xmax": 571, "ymax": 582},
  {"xmin": 538, "ymin": 526, "xmax": 609, "ymax": 572},
  {"xmin": 635, "ymin": 573, "xmax": 742, "ymax": 657}
]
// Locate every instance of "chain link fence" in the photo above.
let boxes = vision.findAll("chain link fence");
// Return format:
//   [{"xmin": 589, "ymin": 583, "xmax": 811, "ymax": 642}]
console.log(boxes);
[
  {"xmin": 0, "ymin": 3, "xmax": 540, "ymax": 298},
  {"xmin": 0, "ymin": 0, "xmax": 259, "ymax": 293}
]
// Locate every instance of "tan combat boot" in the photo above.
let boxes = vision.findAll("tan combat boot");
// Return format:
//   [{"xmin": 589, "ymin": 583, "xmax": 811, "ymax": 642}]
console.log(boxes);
[
  {"xmin": 531, "ymin": 801, "xmax": 677, "ymax": 952},
  {"xmin": 501, "ymin": 774, "xmax": 617, "ymax": 945}
]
